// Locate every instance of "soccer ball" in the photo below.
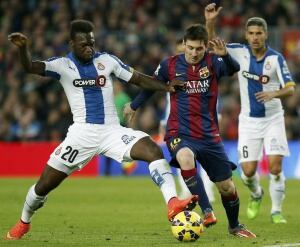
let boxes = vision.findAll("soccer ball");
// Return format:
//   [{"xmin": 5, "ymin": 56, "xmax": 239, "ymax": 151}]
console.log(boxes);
[{"xmin": 171, "ymin": 211, "xmax": 204, "ymax": 242}]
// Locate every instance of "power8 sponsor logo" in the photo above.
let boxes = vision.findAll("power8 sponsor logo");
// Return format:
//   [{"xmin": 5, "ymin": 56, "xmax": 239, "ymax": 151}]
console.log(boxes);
[
  {"xmin": 242, "ymin": 71, "xmax": 270, "ymax": 84},
  {"xmin": 73, "ymin": 75, "xmax": 106, "ymax": 87}
]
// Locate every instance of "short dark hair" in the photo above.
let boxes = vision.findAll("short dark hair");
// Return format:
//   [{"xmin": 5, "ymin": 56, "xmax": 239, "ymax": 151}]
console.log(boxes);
[
  {"xmin": 246, "ymin": 17, "xmax": 268, "ymax": 31},
  {"xmin": 70, "ymin": 20, "xmax": 94, "ymax": 39},
  {"xmin": 183, "ymin": 24, "xmax": 208, "ymax": 45}
]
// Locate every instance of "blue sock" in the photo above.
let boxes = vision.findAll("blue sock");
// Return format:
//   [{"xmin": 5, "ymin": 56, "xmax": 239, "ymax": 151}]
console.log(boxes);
[
  {"xmin": 221, "ymin": 190, "xmax": 240, "ymax": 229},
  {"xmin": 181, "ymin": 168, "xmax": 212, "ymax": 213}
]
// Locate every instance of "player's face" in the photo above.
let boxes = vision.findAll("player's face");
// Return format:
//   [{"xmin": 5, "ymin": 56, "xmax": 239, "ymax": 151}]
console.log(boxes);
[
  {"xmin": 71, "ymin": 32, "xmax": 95, "ymax": 63},
  {"xmin": 245, "ymin": 26, "xmax": 267, "ymax": 50},
  {"xmin": 183, "ymin": 39, "xmax": 206, "ymax": 65}
]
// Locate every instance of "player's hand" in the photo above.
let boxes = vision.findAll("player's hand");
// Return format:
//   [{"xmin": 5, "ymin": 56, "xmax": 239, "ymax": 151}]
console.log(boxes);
[
  {"xmin": 205, "ymin": 3, "xmax": 222, "ymax": 23},
  {"xmin": 168, "ymin": 79, "xmax": 185, "ymax": 92},
  {"xmin": 255, "ymin": 91, "xmax": 277, "ymax": 103},
  {"xmin": 8, "ymin": 32, "xmax": 28, "ymax": 48},
  {"xmin": 209, "ymin": 38, "xmax": 227, "ymax": 56},
  {"xmin": 123, "ymin": 102, "xmax": 136, "ymax": 125}
]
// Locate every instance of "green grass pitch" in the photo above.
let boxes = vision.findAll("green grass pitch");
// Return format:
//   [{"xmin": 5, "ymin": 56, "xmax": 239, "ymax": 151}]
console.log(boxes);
[{"xmin": 0, "ymin": 177, "xmax": 299, "ymax": 247}]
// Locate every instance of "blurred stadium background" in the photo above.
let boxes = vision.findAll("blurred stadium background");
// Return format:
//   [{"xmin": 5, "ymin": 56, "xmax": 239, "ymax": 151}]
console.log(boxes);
[{"xmin": 0, "ymin": 0, "xmax": 300, "ymax": 178}]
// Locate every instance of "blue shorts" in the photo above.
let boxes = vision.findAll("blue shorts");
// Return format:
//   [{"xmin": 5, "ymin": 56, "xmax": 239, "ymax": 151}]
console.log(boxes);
[{"xmin": 166, "ymin": 137, "xmax": 237, "ymax": 182}]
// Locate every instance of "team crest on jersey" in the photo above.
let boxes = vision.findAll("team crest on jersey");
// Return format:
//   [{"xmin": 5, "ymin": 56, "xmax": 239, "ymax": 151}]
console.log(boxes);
[
  {"xmin": 199, "ymin": 66, "xmax": 210, "ymax": 79},
  {"xmin": 97, "ymin": 63, "xmax": 105, "ymax": 70},
  {"xmin": 264, "ymin": 61, "xmax": 271, "ymax": 70}
]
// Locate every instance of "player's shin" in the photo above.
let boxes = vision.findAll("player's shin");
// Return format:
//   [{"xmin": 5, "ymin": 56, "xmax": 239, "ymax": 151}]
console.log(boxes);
[
  {"xmin": 221, "ymin": 190, "xmax": 240, "ymax": 229},
  {"xmin": 21, "ymin": 185, "xmax": 47, "ymax": 223},
  {"xmin": 269, "ymin": 172, "xmax": 285, "ymax": 214},
  {"xmin": 181, "ymin": 168, "xmax": 212, "ymax": 213},
  {"xmin": 241, "ymin": 172, "xmax": 262, "ymax": 198},
  {"xmin": 149, "ymin": 159, "xmax": 177, "ymax": 203}
]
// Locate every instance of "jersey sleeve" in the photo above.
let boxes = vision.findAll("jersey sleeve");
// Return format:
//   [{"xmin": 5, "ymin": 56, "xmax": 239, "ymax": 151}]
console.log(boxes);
[
  {"xmin": 109, "ymin": 55, "xmax": 133, "ymax": 83},
  {"xmin": 153, "ymin": 59, "xmax": 169, "ymax": 82},
  {"xmin": 212, "ymin": 53, "xmax": 240, "ymax": 78},
  {"xmin": 276, "ymin": 54, "xmax": 295, "ymax": 88},
  {"xmin": 43, "ymin": 57, "xmax": 63, "ymax": 80},
  {"xmin": 226, "ymin": 43, "xmax": 244, "ymax": 60}
]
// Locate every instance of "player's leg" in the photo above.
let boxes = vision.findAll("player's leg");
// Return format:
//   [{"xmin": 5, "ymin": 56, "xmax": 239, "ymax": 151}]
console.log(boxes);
[
  {"xmin": 201, "ymin": 168, "xmax": 215, "ymax": 203},
  {"xmin": 129, "ymin": 136, "xmax": 198, "ymax": 221},
  {"xmin": 5, "ymin": 165, "xmax": 69, "ymax": 240},
  {"xmin": 215, "ymin": 178, "xmax": 256, "ymax": 238},
  {"xmin": 176, "ymin": 148, "xmax": 213, "ymax": 214},
  {"xmin": 238, "ymin": 134, "xmax": 264, "ymax": 219},
  {"xmin": 165, "ymin": 138, "xmax": 215, "ymax": 226},
  {"xmin": 264, "ymin": 115, "xmax": 289, "ymax": 223},
  {"xmin": 176, "ymin": 168, "xmax": 192, "ymax": 199},
  {"xmin": 268, "ymin": 155, "xmax": 286, "ymax": 223},
  {"xmin": 6, "ymin": 123, "xmax": 99, "ymax": 240}
]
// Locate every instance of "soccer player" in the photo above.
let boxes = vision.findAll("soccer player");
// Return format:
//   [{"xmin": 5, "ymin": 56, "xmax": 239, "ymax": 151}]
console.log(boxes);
[
  {"xmin": 160, "ymin": 38, "xmax": 216, "ymax": 203},
  {"xmin": 205, "ymin": 4, "xmax": 296, "ymax": 223},
  {"xmin": 124, "ymin": 24, "xmax": 256, "ymax": 238},
  {"xmin": 5, "ymin": 20, "xmax": 198, "ymax": 240}
]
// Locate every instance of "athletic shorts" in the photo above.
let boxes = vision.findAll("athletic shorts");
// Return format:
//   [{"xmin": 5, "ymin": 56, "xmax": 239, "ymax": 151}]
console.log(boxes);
[
  {"xmin": 166, "ymin": 137, "xmax": 237, "ymax": 182},
  {"xmin": 48, "ymin": 122, "xmax": 148, "ymax": 175},
  {"xmin": 238, "ymin": 114, "xmax": 289, "ymax": 163}
]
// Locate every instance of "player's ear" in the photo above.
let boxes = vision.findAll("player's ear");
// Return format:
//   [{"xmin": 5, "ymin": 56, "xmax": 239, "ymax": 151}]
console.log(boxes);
[{"xmin": 69, "ymin": 40, "xmax": 74, "ymax": 49}]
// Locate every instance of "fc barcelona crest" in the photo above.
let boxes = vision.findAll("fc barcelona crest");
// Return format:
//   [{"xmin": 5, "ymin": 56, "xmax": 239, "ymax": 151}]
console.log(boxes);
[
  {"xmin": 199, "ymin": 66, "xmax": 210, "ymax": 79},
  {"xmin": 97, "ymin": 63, "xmax": 105, "ymax": 70}
]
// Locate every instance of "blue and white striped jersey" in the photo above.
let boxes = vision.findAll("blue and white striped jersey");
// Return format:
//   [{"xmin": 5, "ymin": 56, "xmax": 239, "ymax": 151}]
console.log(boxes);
[
  {"xmin": 44, "ymin": 52, "xmax": 133, "ymax": 124},
  {"xmin": 227, "ymin": 44, "xmax": 295, "ymax": 118}
]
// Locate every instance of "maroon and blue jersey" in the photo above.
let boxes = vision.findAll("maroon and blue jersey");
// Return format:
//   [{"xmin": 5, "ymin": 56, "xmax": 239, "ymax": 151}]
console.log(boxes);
[{"xmin": 131, "ymin": 52, "xmax": 239, "ymax": 143}]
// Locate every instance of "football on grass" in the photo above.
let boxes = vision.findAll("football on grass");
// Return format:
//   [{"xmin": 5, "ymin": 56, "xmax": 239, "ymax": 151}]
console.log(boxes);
[{"xmin": 171, "ymin": 211, "xmax": 204, "ymax": 242}]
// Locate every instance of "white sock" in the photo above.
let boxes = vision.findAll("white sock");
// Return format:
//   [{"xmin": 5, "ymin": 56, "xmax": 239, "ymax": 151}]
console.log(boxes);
[
  {"xmin": 21, "ymin": 185, "xmax": 47, "ymax": 223},
  {"xmin": 149, "ymin": 159, "xmax": 177, "ymax": 203},
  {"xmin": 201, "ymin": 168, "xmax": 215, "ymax": 203},
  {"xmin": 176, "ymin": 168, "xmax": 192, "ymax": 199},
  {"xmin": 241, "ymin": 172, "xmax": 262, "ymax": 198},
  {"xmin": 269, "ymin": 172, "xmax": 285, "ymax": 214}
]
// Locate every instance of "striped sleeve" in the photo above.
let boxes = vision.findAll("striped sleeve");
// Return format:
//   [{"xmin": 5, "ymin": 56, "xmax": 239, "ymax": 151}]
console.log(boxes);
[
  {"xmin": 276, "ymin": 54, "xmax": 295, "ymax": 87},
  {"xmin": 44, "ymin": 57, "xmax": 62, "ymax": 80},
  {"xmin": 226, "ymin": 43, "xmax": 245, "ymax": 60}
]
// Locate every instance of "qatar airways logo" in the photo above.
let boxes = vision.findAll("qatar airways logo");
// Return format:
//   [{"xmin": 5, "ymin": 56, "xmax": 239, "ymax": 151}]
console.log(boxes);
[
  {"xmin": 184, "ymin": 80, "xmax": 210, "ymax": 94},
  {"xmin": 73, "ymin": 75, "xmax": 106, "ymax": 87}
]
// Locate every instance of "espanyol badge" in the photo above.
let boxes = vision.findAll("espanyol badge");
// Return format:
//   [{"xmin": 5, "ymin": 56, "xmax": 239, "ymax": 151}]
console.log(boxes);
[
  {"xmin": 97, "ymin": 63, "xmax": 105, "ymax": 70},
  {"xmin": 199, "ymin": 66, "xmax": 210, "ymax": 79},
  {"xmin": 264, "ymin": 61, "xmax": 271, "ymax": 70}
]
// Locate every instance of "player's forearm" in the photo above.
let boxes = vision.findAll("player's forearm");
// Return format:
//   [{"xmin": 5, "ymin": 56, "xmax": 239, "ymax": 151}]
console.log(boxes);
[
  {"xmin": 19, "ymin": 46, "xmax": 33, "ymax": 72},
  {"xmin": 206, "ymin": 20, "xmax": 216, "ymax": 41},
  {"xmin": 274, "ymin": 85, "xmax": 295, "ymax": 99},
  {"xmin": 130, "ymin": 71, "xmax": 169, "ymax": 91},
  {"xmin": 222, "ymin": 53, "xmax": 240, "ymax": 75}
]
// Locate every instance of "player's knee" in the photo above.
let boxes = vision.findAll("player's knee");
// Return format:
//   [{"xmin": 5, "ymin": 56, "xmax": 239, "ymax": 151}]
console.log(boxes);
[
  {"xmin": 269, "ymin": 164, "xmax": 282, "ymax": 175},
  {"xmin": 218, "ymin": 180, "xmax": 235, "ymax": 196},
  {"xmin": 242, "ymin": 167, "xmax": 256, "ymax": 177},
  {"xmin": 176, "ymin": 148, "xmax": 195, "ymax": 169},
  {"xmin": 132, "ymin": 137, "xmax": 164, "ymax": 162}
]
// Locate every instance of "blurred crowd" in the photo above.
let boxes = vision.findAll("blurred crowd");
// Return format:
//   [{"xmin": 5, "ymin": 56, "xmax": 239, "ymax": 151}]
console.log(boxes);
[{"xmin": 0, "ymin": 0, "xmax": 300, "ymax": 142}]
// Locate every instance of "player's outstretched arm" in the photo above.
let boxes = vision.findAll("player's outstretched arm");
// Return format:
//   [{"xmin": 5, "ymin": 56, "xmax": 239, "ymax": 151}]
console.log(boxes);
[
  {"xmin": 129, "ymin": 70, "xmax": 184, "ymax": 92},
  {"xmin": 205, "ymin": 3, "xmax": 222, "ymax": 41},
  {"xmin": 8, "ymin": 32, "xmax": 45, "ymax": 75}
]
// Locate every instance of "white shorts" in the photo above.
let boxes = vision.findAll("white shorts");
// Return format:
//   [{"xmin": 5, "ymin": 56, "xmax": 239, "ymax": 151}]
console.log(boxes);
[
  {"xmin": 48, "ymin": 123, "xmax": 148, "ymax": 175},
  {"xmin": 238, "ymin": 114, "xmax": 289, "ymax": 163}
]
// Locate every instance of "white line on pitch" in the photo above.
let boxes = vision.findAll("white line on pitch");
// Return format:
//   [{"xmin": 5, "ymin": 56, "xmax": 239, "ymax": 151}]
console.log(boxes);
[{"xmin": 264, "ymin": 243, "xmax": 300, "ymax": 247}]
